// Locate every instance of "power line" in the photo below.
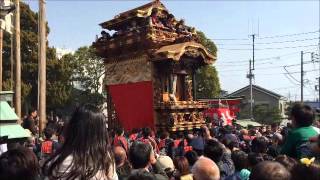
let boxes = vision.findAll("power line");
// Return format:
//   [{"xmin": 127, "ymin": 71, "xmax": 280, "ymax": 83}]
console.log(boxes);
[
  {"xmin": 212, "ymin": 38, "xmax": 249, "ymax": 41},
  {"xmin": 218, "ymin": 60, "xmax": 314, "ymax": 68},
  {"xmin": 256, "ymin": 37, "xmax": 319, "ymax": 45},
  {"xmin": 217, "ymin": 48, "xmax": 318, "ymax": 65},
  {"xmin": 283, "ymin": 66, "xmax": 300, "ymax": 83},
  {"xmin": 219, "ymin": 44, "xmax": 318, "ymax": 51},
  {"xmin": 257, "ymin": 30, "xmax": 319, "ymax": 39},
  {"xmin": 212, "ymin": 30, "xmax": 319, "ymax": 41},
  {"xmin": 216, "ymin": 37, "xmax": 319, "ymax": 46},
  {"xmin": 219, "ymin": 68, "xmax": 318, "ymax": 75}
]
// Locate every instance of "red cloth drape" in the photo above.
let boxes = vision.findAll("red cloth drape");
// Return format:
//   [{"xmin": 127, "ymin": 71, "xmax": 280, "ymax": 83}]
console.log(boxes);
[{"xmin": 108, "ymin": 81, "xmax": 154, "ymax": 131}]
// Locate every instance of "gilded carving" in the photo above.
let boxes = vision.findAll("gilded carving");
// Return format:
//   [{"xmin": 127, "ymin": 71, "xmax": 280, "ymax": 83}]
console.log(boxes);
[{"xmin": 105, "ymin": 56, "xmax": 151, "ymax": 85}]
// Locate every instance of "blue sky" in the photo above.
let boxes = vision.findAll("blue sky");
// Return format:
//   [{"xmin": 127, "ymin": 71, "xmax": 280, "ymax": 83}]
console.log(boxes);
[{"xmin": 24, "ymin": 0, "xmax": 319, "ymax": 101}]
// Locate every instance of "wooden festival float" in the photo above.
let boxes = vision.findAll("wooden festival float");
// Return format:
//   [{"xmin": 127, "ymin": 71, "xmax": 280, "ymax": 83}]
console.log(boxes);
[{"xmin": 93, "ymin": 0, "xmax": 216, "ymax": 131}]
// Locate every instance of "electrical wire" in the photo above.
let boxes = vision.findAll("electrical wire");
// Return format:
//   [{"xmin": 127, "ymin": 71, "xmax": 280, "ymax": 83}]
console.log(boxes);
[
  {"xmin": 257, "ymin": 30, "xmax": 319, "ymax": 39},
  {"xmin": 219, "ymin": 44, "xmax": 318, "ymax": 51},
  {"xmin": 216, "ymin": 37, "xmax": 319, "ymax": 46}
]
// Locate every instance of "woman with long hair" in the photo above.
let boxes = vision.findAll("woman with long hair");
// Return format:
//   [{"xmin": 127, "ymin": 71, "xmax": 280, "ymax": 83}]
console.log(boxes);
[
  {"xmin": 43, "ymin": 104, "xmax": 117, "ymax": 180},
  {"xmin": 173, "ymin": 157, "xmax": 193, "ymax": 180}
]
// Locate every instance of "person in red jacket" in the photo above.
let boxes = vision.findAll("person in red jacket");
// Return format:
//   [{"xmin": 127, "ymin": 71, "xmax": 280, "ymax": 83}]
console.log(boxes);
[{"xmin": 113, "ymin": 127, "xmax": 128, "ymax": 152}]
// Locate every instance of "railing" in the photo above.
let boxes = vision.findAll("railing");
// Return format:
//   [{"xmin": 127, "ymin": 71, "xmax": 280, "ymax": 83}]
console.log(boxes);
[{"xmin": 155, "ymin": 100, "xmax": 208, "ymax": 110}]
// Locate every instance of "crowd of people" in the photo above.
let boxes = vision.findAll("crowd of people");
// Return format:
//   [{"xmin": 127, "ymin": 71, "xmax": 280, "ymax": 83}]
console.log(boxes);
[{"xmin": 0, "ymin": 103, "xmax": 320, "ymax": 180}]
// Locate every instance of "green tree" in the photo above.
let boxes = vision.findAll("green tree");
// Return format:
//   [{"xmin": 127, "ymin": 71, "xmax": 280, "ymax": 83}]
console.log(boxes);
[
  {"xmin": 253, "ymin": 105, "xmax": 282, "ymax": 125},
  {"xmin": 66, "ymin": 46, "xmax": 105, "ymax": 105},
  {"xmin": 196, "ymin": 66, "xmax": 221, "ymax": 98},
  {"xmin": 253, "ymin": 105, "xmax": 269, "ymax": 124},
  {"xmin": 195, "ymin": 31, "xmax": 221, "ymax": 98},
  {"xmin": 2, "ymin": 2, "xmax": 73, "ymax": 113}
]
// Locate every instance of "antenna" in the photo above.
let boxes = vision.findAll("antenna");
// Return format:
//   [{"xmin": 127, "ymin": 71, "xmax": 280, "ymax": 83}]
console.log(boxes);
[{"xmin": 257, "ymin": 18, "xmax": 260, "ymax": 36}]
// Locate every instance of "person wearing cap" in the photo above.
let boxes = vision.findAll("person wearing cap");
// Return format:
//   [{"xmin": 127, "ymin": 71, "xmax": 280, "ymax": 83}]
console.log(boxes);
[{"xmin": 157, "ymin": 155, "xmax": 175, "ymax": 178}]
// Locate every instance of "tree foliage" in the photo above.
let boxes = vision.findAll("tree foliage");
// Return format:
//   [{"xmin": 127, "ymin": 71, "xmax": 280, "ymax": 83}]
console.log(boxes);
[
  {"xmin": 2, "ymin": 2, "xmax": 73, "ymax": 113},
  {"xmin": 71, "ymin": 46, "xmax": 104, "ymax": 94},
  {"xmin": 64, "ymin": 46, "xmax": 105, "ymax": 105},
  {"xmin": 196, "ymin": 66, "xmax": 221, "ymax": 99},
  {"xmin": 253, "ymin": 105, "xmax": 282, "ymax": 125},
  {"xmin": 195, "ymin": 31, "xmax": 221, "ymax": 98}
]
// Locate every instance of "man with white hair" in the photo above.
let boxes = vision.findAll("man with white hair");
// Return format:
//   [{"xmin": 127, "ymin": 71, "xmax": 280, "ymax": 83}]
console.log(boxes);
[{"xmin": 192, "ymin": 157, "xmax": 220, "ymax": 180}]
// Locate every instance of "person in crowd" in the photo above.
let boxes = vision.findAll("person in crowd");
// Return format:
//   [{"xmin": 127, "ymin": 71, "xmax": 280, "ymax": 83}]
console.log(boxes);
[
  {"xmin": 247, "ymin": 153, "xmax": 264, "ymax": 170},
  {"xmin": 25, "ymin": 136, "xmax": 40, "ymax": 159},
  {"xmin": 274, "ymin": 155, "xmax": 297, "ymax": 172},
  {"xmin": 251, "ymin": 136, "xmax": 269, "ymax": 154},
  {"xmin": 113, "ymin": 127, "xmax": 129, "ymax": 152},
  {"xmin": 129, "ymin": 141, "xmax": 168, "ymax": 180},
  {"xmin": 157, "ymin": 155, "xmax": 175, "ymax": 179},
  {"xmin": 114, "ymin": 146, "xmax": 131, "ymax": 180},
  {"xmin": 159, "ymin": 131, "xmax": 174, "ymax": 157},
  {"xmin": 175, "ymin": 20, "xmax": 188, "ymax": 34},
  {"xmin": 40, "ymin": 127, "xmax": 60, "ymax": 165},
  {"xmin": 190, "ymin": 130, "xmax": 205, "ymax": 155},
  {"xmin": 291, "ymin": 160, "xmax": 320, "ymax": 180},
  {"xmin": 149, "ymin": 8, "xmax": 164, "ymax": 28},
  {"xmin": 309, "ymin": 134, "xmax": 320, "ymax": 162},
  {"xmin": 267, "ymin": 133, "xmax": 283, "ymax": 158},
  {"xmin": 249, "ymin": 161, "xmax": 291, "ymax": 180},
  {"xmin": 204, "ymin": 139, "xmax": 234, "ymax": 179},
  {"xmin": 192, "ymin": 157, "xmax": 220, "ymax": 180},
  {"xmin": 173, "ymin": 157, "xmax": 193, "ymax": 180},
  {"xmin": 43, "ymin": 104, "xmax": 118, "ymax": 180},
  {"xmin": 0, "ymin": 147, "xmax": 40, "ymax": 180},
  {"xmin": 281, "ymin": 103, "xmax": 319, "ymax": 158},
  {"xmin": 100, "ymin": 30, "xmax": 110, "ymax": 40},
  {"xmin": 128, "ymin": 169, "xmax": 157, "ymax": 180},
  {"xmin": 164, "ymin": 14, "xmax": 176, "ymax": 31},
  {"xmin": 222, "ymin": 131, "xmax": 240, "ymax": 152},
  {"xmin": 184, "ymin": 150, "xmax": 198, "ymax": 168},
  {"xmin": 22, "ymin": 108, "xmax": 38, "ymax": 135},
  {"xmin": 138, "ymin": 127, "xmax": 160, "ymax": 154},
  {"xmin": 129, "ymin": 128, "xmax": 140, "ymax": 144},
  {"xmin": 225, "ymin": 150, "xmax": 249, "ymax": 180}
]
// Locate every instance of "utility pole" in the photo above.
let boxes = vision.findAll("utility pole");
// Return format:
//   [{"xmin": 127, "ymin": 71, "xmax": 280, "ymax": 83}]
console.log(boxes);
[
  {"xmin": 10, "ymin": 30, "xmax": 13, "ymax": 90},
  {"xmin": 14, "ymin": 0, "xmax": 21, "ymax": 119},
  {"xmin": 247, "ymin": 59, "xmax": 254, "ymax": 120},
  {"xmin": 318, "ymin": 0, "xmax": 320, "ymax": 108},
  {"xmin": 301, "ymin": 51, "xmax": 304, "ymax": 103},
  {"xmin": 0, "ymin": 28, "xmax": 2, "ymax": 91},
  {"xmin": 247, "ymin": 34, "xmax": 256, "ymax": 120},
  {"xmin": 38, "ymin": 0, "xmax": 46, "ymax": 133},
  {"xmin": 251, "ymin": 34, "xmax": 256, "ymax": 70}
]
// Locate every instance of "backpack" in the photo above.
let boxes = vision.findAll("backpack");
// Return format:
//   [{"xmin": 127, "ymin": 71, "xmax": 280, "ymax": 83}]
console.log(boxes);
[{"xmin": 41, "ymin": 140, "xmax": 53, "ymax": 155}]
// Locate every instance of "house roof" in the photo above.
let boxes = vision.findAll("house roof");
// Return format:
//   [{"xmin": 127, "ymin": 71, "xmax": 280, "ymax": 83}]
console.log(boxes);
[
  {"xmin": 0, "ymin": 101, "xmax": 19, "ymax": 121},
  {"xmin": 152, "ymin": 42, "xmax": 216, "ymax": 64},
  {"xmin": 235, "ymin": 119, "xmax": 262, "ymax": 127},
  {"xmin": 0, "ymin": 124, "xmax": 31, "ymax": 139},
  {"xmin": 99, "ymin": 0, "xmax": 167, "ymax": 30},
  {"xmin": 227, "ymin": 84, "xmax": 284, "ymax": 99}
]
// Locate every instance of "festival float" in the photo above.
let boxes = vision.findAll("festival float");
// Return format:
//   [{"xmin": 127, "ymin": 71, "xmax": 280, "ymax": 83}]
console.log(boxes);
[{"xmin": 93, "ymin": 0, "xmax": 216, "ymax": 131}]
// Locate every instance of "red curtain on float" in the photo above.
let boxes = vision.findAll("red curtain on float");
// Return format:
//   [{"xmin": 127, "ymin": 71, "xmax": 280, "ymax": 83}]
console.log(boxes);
[{"xmin": 108, "ymin": 81, "xmax": 154, "ymax": 131}]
